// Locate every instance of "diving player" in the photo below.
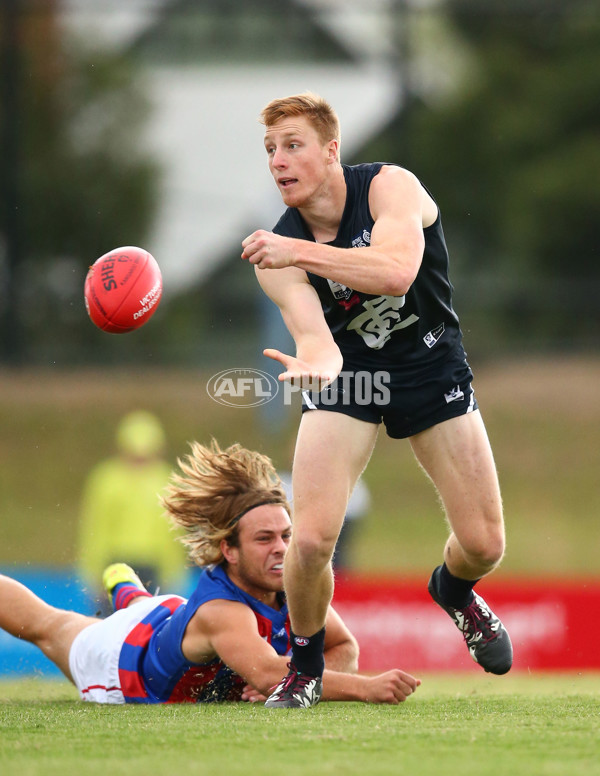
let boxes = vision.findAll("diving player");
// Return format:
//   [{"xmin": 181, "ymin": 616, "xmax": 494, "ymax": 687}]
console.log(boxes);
[{"xmin": 0, "ymin": 440, "xmax": 419, "ymax": 705}]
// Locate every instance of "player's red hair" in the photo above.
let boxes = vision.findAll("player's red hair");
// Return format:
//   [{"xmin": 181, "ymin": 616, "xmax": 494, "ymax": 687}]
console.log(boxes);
[{"xmin": 260, "ymin": 92, "xmax": 341, "ymax": 158}]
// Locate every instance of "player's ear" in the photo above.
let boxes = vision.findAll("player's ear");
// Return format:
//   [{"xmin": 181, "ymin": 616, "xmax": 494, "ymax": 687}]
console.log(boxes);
[
  {"xmin": 220, "ymin": 538, "xmax": 238, "ymax": 565},
  {"xmin": 327, "ymin": 139, "xmax": 339, "ymax": 163}
]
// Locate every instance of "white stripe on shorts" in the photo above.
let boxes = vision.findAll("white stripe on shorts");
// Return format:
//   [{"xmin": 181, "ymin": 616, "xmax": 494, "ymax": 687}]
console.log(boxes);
[
  {"xmin": 302, "ymin": 390, "xmax": 317, "ymax": 410},
  {"xmin": 467, "ymin": 386, "xmax": 475, "ymax": 412}
]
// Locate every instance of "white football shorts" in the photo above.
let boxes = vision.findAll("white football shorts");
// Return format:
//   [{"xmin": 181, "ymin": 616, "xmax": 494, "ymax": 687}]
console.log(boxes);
[{"xmin": 68, "ymin": 595, "xmax": 174, "ymax": 704}]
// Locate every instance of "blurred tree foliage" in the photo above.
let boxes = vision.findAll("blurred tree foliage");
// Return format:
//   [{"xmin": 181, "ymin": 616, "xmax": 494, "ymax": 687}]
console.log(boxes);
[
  {"xmin": 360, "ymin": 0, "xmax": 600, "ymax": 354},
  {"xmin": 2, "ymin": 1, "xmax": 598, "ymax": 364},
  {"xmin": 0, "ymin": 1, "xmax": 160, "ymax": 363}
]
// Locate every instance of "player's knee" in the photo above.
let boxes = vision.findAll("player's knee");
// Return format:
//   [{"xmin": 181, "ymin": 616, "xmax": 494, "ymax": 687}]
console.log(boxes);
[
  {"xmin": 15, "ymin": 619, "xmax": 46, "ymax": 645},
  {"xmin": 31, "ymin": 608, "xmax": 69, "ymax": 649},
  {"xmin": 464, "ymin": 532, "xmax": 505, "ymax": 571},
  {"xmin": 291, "ymin": 529, "xmax": 338, "ymax": 569}
]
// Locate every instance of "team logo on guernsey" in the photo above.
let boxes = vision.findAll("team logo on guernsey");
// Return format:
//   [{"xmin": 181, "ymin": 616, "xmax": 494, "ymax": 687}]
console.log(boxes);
[
  {"xmin": 351, "ymin": 229, "xmax": 371, "ymax": 248},
  {"xmin": 424, "ymin": 322, "xmax": 445, "ymax": 349},
  {"xmin": 347, "ymin": 295, "xmax": 419, "ymax": 350},
  {"xmin": 327, "ymin": 278, "xmax": 354, "ymax": 301}
]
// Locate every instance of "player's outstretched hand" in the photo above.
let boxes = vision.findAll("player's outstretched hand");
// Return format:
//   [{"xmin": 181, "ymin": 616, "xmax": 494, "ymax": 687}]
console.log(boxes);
[
  {"xmin": 263, "ymin": 348, "xmax": 338, "ymax": 391},
  {"xmin": 363, "ymin": 670, "xmax": 421, "ymax": 705}
]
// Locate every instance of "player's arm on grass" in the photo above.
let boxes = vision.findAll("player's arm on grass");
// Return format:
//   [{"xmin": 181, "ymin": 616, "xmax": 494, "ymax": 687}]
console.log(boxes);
[
  {"xmin": 183, "ymin": 599, "xmax": 420, "ymax": 704},
  {"xmin": 322, "ymin": 605, "xmax": 422, "ymax": 705},
  {"xmin": 323, "ymin": 605, "xmax": 359, "ymax": 673},
  {"xmin": 253, "ymin": 264, "xmax": 343, "ymax": 389},
  {"xmin": 238, "ymin": 605, "xmax": 367, "ymax": 703},
  {"xmin": 183, "ymin": 598, "xmax": 294, "ymax": 695}
]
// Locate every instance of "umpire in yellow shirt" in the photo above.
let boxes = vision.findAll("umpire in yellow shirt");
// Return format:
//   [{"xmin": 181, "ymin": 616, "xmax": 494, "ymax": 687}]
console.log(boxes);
[{"xmin": 78, "ymin": 411, "xmax": 186, "ymax": 611}]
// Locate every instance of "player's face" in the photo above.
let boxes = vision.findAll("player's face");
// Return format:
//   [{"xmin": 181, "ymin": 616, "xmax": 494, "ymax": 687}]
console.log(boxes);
[
  {"xmin": 225, "ymin": 505, "xmax": 292, "ymax": 602},
  {"xmin": 264, "ymin": 116, "xmax": 337, "ymax": 209}
]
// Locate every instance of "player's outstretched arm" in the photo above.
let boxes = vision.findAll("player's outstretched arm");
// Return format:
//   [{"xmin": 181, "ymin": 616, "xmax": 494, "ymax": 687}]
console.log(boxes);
[
  {"xmin": 242, "ymin": 668, "xmax": 421, "ymax": 705},
  {"xmin": 254, "ymin": 264, "xmax": 343, "ymax": 389},
  {"xmin": 322, "ymin": 669, "xmax": 421, "ymax": 705},
  {"xmin": 238, "ymin": 605, "xmax": 360, "ymax": 703},
  {"xmin": 184, "ymin": 599, "xmax": 294, "ymax": 695},
  {"xmin": 183, "ymin": 599, "xmax": 420, "ymax": 705}
]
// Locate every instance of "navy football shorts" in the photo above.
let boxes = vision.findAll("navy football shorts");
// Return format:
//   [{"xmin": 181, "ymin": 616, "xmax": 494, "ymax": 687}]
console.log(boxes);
[{"xmin": 300, "ymin": 349, "xmax": 478, "ymax": 439}]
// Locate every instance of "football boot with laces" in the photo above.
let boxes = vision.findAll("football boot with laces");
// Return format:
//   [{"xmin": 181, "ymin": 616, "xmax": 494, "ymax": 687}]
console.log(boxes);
[
  {"xmin": 264, "ymin": 663, "xmax": 323, "ymax": 708},
  {"xmin": 428, "ymin": 566, "xmax": 513, "ymax": 675}
]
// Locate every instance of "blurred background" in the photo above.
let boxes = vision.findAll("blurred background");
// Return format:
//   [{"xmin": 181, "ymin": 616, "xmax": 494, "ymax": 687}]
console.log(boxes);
[{"xmin": 1, "ymin": 0, "xmax": 599, "ymax": 589}]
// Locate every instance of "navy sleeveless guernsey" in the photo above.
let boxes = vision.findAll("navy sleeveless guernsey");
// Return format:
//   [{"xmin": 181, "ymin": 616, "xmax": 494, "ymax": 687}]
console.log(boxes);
[{"xmin": 272, "ymin": 163, "xmax": 464, "ymax": 375}]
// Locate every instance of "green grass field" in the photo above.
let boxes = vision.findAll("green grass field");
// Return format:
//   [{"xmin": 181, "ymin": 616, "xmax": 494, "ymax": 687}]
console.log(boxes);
[{"xmin": 1, "ymin": 674, "xmax": 599, "ymax": 776}]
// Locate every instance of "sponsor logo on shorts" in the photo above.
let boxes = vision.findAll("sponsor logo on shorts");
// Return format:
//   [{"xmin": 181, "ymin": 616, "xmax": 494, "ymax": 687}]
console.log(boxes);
[{"xmin": 444, "ymin": 385, "xmax": 464, "ymax": 404}]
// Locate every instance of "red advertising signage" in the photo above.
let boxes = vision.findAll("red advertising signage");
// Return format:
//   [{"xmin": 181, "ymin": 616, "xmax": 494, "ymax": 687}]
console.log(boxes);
[{"xmin": 332, "ymin": 574, "xmax": 600, "ymax": 672}]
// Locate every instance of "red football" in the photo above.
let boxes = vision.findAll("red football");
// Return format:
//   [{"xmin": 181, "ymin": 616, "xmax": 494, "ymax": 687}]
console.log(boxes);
[{"xmin": 84, "ymin": 246, "xmax": 163, "ymax": 333}]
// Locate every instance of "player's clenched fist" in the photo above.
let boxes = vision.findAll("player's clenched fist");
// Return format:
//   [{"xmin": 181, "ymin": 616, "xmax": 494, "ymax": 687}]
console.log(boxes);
[
  {"xmin": 363, "ymin": 670, "xmax": 421, "ymax": 705},
  {"xmin": 241, "ymin": 230, "xmax": 296, "ymax": 269}
]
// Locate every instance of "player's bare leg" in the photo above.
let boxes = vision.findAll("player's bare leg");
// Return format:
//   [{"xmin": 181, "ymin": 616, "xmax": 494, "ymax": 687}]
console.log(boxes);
[
  {"xmin": 265, "ymin": 412, "xmax": 378, "ymax": 708},
  {"xmin": 410, "ymin": 410, "xmax": 505, "ymax": 578},
  {"xmin": 0, "ymin": 575, "xmax": 98, "ymax": 682},
  {"xmin": 410, "ymin": 410, "xmax": 512, "ymax": 674},
  {"xmin": 287, "ymin": 411, "xmax": 378, "ymax": 635}
]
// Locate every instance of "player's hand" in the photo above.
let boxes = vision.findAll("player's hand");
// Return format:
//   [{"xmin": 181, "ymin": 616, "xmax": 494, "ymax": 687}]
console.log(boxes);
[
  {"xmin": 263, "ymin": 348, "xmax": 339, "ymax": 391},
  {"xmin": 241, "ymin": 230, "xmax": 296, "ymax": 269},
  {"xmin": 362, "ymin": 670, "xmax": 421, "ymax": 705},
  {"xmin": 241, "ymin": 684, "xmax": 267, "ymax": 703}
]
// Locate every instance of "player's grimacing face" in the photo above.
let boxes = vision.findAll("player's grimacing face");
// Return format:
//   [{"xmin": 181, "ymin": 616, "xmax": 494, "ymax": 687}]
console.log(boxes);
[
  {"xmin": 226, "ymin": 505, "xmax": 291, "ymax": 598},
  {"xmin": 264, "ymin": 116, "xmax": 334, "ymax": 207}
]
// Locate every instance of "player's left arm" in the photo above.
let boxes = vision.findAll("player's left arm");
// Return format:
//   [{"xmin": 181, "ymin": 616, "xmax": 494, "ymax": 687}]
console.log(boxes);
[
  {"xmin": 323, "ymin": 604, "xmax": 359, "ymax": 673},
  {"xmin": 184, "ymin": 599, "xmax": 292, "ymax": 694},
  {"xmin": 242, "ymin": 166, "xmax": 428, "ymax": 297},
  {"xmin": 186, "ymin": 598, "xmax": 420, "ymax": 704}
]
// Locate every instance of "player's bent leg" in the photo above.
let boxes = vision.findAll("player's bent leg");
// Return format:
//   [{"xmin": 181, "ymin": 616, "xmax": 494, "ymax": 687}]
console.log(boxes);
[
  {"xmin": 0, "ymin": 575, "xmax": 98, "ymax": 682},
  {"xmin": 409, "ymin": 411, "xmax": 512, "ymax": 674},
  {"xmin": 427, "ymin": 567, "xmax": 512, "ymax": 674},
  {"xmin": 410, "ymin": 410, "xmax": 505, "ymax": 579}
]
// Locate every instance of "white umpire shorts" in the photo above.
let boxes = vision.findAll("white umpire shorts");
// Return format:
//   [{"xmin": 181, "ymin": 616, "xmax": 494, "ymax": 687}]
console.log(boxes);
[{"xmin": 68, "ymin": 595, "xmax": 173, "ymax": 704}]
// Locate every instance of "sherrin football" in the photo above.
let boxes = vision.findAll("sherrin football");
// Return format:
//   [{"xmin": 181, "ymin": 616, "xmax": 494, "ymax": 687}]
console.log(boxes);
[{"xmin": 84, "ymin": 246, "xmax": 162, "ymax": 333}]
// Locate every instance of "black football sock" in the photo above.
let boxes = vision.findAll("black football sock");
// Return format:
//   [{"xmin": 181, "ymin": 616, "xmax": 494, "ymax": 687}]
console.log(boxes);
[
  {"xmin": 290, "ymin": 627, "xmax": 326, "ymax": 678},
  {"xmin": 436, "ymin": 562, "xmax": 479, "ymax": 609}
]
